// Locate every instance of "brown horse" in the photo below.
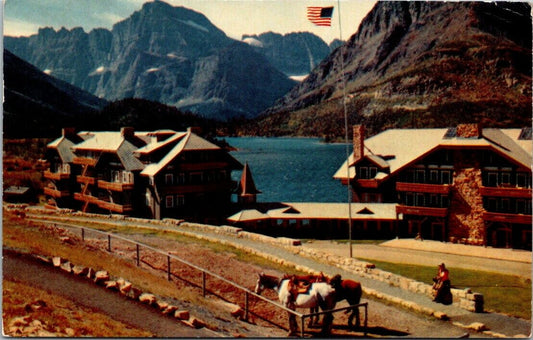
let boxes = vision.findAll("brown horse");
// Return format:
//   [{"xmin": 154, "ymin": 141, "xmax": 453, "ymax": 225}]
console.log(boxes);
[{"xmin": 329, "ymin": 274, "xmax": 363, "ymax": 329}]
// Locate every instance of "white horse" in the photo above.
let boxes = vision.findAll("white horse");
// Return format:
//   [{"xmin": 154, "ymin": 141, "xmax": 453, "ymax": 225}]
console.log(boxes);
[{"xmin": 254, "ymin": 272, "xmax": 337, "ymax": 336}]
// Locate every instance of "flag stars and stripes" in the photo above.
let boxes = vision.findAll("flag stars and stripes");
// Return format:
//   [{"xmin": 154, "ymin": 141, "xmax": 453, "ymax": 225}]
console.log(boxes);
[{"xmin": 307, "ymin": 6, "xmax": 334, "ymax": 26}]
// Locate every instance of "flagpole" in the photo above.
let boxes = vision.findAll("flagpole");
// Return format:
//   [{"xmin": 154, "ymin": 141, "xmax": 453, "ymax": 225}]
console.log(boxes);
[{"xmin": 337, "ymin": 0, "xmax": 353, "ymax": 258}]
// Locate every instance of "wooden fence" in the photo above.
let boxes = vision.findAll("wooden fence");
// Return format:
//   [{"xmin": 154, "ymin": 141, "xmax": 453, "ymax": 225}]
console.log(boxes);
[{"xmin": 46, "ymin": 221, "xmax": 368, "ymax": 337}]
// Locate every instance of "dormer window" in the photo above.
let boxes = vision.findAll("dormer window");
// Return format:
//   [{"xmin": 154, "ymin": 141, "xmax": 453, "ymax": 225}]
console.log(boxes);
[{"xmin": 358, "ymin": 166, "xmax": 377, "ymax": 179}]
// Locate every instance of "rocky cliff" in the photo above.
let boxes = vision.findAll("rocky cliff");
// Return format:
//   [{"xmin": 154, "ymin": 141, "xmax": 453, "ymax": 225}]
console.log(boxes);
[
  {"xmin": 250, "ymin": 1, "xmax": 532, "ymax": 138},
  {"xmin": 4, "ymin": 1, "xmax": 296, "ymax": 120},
  {"xmin": 242, "ymin": 31, "xmax": 333, "ymax": 77}
]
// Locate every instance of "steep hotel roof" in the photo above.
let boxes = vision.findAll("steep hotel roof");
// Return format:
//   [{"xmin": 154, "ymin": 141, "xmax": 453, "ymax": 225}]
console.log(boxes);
[
  {"xmin": 334, "ymin": 127, "xmax": 532, "ymax": 181},
  {"xmin": 141, "ymin": 130, "xmax": 239, "ymax": 177},
  {"xmin": 72, "ymin": 131, "xmax": 145, "ymax": 171}
]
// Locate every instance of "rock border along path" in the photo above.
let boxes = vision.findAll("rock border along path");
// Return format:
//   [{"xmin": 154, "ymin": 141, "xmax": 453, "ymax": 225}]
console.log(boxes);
[{"xmin": 21, "ymin": 207, "xmax": 532, "ymax": 338}]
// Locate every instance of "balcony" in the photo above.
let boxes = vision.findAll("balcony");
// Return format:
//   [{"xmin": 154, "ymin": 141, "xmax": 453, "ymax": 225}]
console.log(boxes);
[
  {"xmin": 96, "ymin": 200, "xmax": 133, "ymax": 213},
  {"xmin": 396, "ymin": 205, "xmax": 448, "ymax": 217},
  {"xmin": 73, "ymin": 193, "xmax": 99, "ymax": 203},
  {"xmin": 483, "ymin": 211, "xmax": 532, "ymax": 225},
  {"xmin": 43, "ymin": 170, "xmax": 70, "ymax": 180},
  {"xmin": 480, "ymin": 186, "xmax": 532, "ymax": 199},
  {"xmin": 356, "ymin": 179, "xmax": 379, "ymax": 188},
  {"xmin": 178, "ymin": 162, "xmax": 228, "ymax": 171},
  {"xmin": 73, "ymin": 157, "xmax": 97, "ymax": 166},
  {"xmin": 44, "ymin": 187, "xmax": 70, "ymax": 198},
  {"xmin": 98, "ymin": 180, "xmax": 134, "ymax": 192},
  {"xmin": 162, "ymin": 181, "xmax": 234, "ymax": 194},
  {"xmin": 77, "ymin": 175, "xmax": 96, "ymax": 185},
  {"xmin": 396, "ymin": 182, "xmax": 450, "ymax": 194}
]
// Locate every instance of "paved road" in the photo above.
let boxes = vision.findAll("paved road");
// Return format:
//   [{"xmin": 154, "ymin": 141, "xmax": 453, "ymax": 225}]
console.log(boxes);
[
  {"xmin": 305, "ymin": 240, "xmax": 532, "ymax": 278},
  {"xmin": 3, "ymin": 250, "xmax": 218, "ymax": 338},
  {"xmin": 27, "ymin": 213, "xmax": 532, "ymax": 337}
]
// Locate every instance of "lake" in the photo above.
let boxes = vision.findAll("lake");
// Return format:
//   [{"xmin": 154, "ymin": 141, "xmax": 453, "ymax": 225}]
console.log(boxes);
[{"xmin": 226, "ymin": 137, "xmax": 352, "ymax": 203}]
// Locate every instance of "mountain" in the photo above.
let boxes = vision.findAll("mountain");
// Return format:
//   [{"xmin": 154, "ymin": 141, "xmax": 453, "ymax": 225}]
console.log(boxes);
[
  {"xmin": 3, "ymin": 48, "xmax": 222, "ymax": 138},
  {"xmin": 3, "ymin": 49, "xmax": 108, "ymax": 138},
  {"xmin": 4, "ymin": 1, "xmax": 296, "ymax": 121},
  {"xmin": 241, "ymin": 32, "xmax": 333, "ymax": 77},
  {"xmin": 248, "ymin": 1, "xmax": 532, "ymax": 139}
]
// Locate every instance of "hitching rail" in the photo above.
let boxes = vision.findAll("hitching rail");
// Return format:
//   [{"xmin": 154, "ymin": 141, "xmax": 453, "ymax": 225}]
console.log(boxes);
[{"xmin": 34, "ymin": 219, "xmax": 368, "ymax": 337}]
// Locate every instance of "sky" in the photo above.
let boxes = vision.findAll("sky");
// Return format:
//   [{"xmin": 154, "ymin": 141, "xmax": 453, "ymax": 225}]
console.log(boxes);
[{"xmin": 3, "ymin": 0, "xmax": 377, "ymax": 44}]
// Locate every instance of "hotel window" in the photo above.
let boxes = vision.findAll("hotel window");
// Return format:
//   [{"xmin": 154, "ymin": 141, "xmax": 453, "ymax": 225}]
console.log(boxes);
[
  {"xmin": 441, "ymin": 170, "xmax": 451, "ymax": 184},
  {"xmin": 123, "ymin": 171, "xmax": 133, "ymax": 183},
  {"xmin": 487, "ymin": 198, "xmax": 498, "ymax": 212},
  {"xmin": 165, "ymin": 195, "xmax": 174, "ymax": 208},
  {"xmin": 501, "ymin": 198, "xmax": 510, "ymax": 213},
  {"xmin": 404, "ymin": 169, "xmax": 415, "ymax": 182},
  {"xmin": 190, "ymin": 172, "xmax": 202, "ymax": 184},
  {"xmin": 165, "ymin": 173, "xmax": 173, "ymax": 185},
  {"xmin": 416, "ymin": 193, "xmax": 425, "ymax": 207},
  {"xmin": 369, "ymin": 167, "xmax": 377, "ymax": 178},
  {"xmin": 516, "ymin": 199, "xmax": 530, "ymax": 214},
  {"xmin": 501, "ymin": 169, "xmax": 511, "ymax": 186},
  {"xmin": 430, "ymin": 194, "xmax": 439, "ymax": 207},
  {"xmin": 359, "ymin": 167, "xmax": 368, "ymax": 179},
  {"xmin": 178, "ymin": 173, "xmax": 186, "ymax": 184},
  {"xmin": 487, "ymin": 172, "xmax": 498, "ymax": 187},
  {"xmin": 113, "ymin": 170, "xmax": 121, "ymax": 182},
  {"xmin": 405, "ymin": 193, "xmax": 415, "ymax": 206},
  {"xmin": 430, "ymin": 170, "xmax": 439, "ymax": 184},
  {"xmin": 415, "ymin": 169, "xmax": 425, "ymax": 183},
  {"xmin": 177, "ymin": 195, "xmax": 185, "ymax": 206},
  {"xmin": 516, "ymin": 173, "xmax": 528, "ymax": 188}
]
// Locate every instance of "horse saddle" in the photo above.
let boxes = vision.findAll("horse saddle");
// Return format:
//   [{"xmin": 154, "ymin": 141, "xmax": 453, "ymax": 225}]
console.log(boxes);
[{"xmin": 288, "ymin": 278, "xmax": 311, "ymax": 297}]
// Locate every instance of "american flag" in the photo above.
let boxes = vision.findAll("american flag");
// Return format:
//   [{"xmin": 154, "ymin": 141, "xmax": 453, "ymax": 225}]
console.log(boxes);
[{"xmin": 307, "ymin": 6, "xmax": 334, "ymax": 26}]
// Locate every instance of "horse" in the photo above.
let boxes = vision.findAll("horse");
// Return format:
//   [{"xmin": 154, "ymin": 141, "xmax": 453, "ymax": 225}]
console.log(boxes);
[
  {"xmin": 308, "ymin": 274, "xmax": 363, "ymax": 329},
  {"xmin": 329, "ymin": 274, "xmax": 363, "ymax": 329},
  {"xmin": 254, "ymin": 272, "xmax": 337, "ymax": 336}
]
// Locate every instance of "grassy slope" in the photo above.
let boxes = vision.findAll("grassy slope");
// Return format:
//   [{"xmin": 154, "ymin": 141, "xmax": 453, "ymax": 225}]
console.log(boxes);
[{"xmin": 357, "ymin": 257, "xmax": 531, "ymax": 320}]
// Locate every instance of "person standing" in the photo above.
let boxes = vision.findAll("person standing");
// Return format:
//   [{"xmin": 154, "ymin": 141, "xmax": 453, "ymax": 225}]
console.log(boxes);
[{"xmin": 432, "ymin": 263, "xmax": 452, "ymax": 304}]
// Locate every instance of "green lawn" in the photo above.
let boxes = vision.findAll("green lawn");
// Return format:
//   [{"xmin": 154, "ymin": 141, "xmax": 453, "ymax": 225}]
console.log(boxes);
[{"xmin": 357, "ymin": 257, "xmax": 531, "ymax": 320}]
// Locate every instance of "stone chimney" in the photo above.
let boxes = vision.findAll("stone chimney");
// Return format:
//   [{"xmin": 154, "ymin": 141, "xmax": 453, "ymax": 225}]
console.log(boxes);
[
  {"xmin": 353, "ymin": 125, "xmax": 365, "ymax": 162},
  {"xmin": 187, "ymin": 126, "xmax": 202, "ymax": 135},
  {"xmin": 456, "ymin": 123, "xmax": 482, "ymax": 139},
  {"xmin": 62, "ymin": 127, "xmax": 76, "ymax": 138},
  {"xmin": 121, "ymin": 127, "xmax": 135, "ymax": 138}
]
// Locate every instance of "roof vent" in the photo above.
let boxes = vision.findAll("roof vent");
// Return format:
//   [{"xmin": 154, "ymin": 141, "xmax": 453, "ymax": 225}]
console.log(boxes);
[
  {"xmin": 357, "ymin": 207, "xmax": 374, "ymax": 215},
  {"xmin": 283, "ymin": 207, "xmax": 301, "ymax": 214},
  {"xmin": 443, "ymin": 127, "xmax": 457, "ymax": 139},
  {"xmin": 518, "ymin": 127, "xmax": 532, "ymax": 140}
]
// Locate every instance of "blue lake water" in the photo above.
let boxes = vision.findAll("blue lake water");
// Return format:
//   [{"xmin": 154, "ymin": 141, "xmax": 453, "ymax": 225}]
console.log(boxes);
[{"xmin": 226, "ymin": 137, "xmax": 352, "ymax": 203}]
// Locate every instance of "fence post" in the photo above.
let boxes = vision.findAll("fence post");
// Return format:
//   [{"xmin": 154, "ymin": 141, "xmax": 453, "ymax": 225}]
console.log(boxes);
[
  {"xmin": 136, "ymin": 244, "xmax": 140, "ymax": 266},
  {"xmin": 107, "ymin": 234, "xmax": 111, "ymax": 252},
  {"xmin": 167, "ymin": 255, "xmax": 171, "ymax": 281},
  {"xmin": 364, "ymin": 303, "xmax": 368, "ymax": 337},
  {"xmin": 81, "ymin": 228, "xmax": 85, "ymax": 241},
  {"xmin": 300, "ymin": 315, "xmax": 305, "ymax": 338},
  {"xmin": 244, "ymin": 291, "xmax": 249, "ymax": 321},
  {"xmin": 202, "ymin": 271, "xmax": 206, "ymax": 297}
]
